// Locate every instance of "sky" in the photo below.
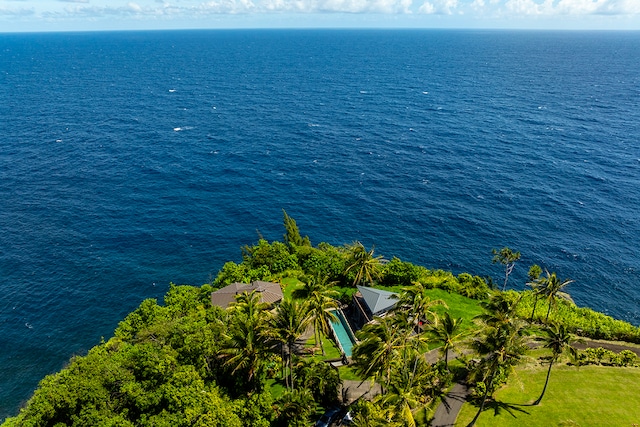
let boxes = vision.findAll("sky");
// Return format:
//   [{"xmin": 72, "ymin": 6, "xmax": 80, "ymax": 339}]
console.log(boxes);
[{"xmin": 0, "ymin": 0, "xmax": 639, "ymax": 32}]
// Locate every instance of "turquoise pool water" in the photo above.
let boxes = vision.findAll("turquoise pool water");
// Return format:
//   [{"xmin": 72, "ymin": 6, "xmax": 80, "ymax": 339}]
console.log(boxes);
[{"xmin": 330, "ymin": 310, "xmax": 357, "ymax": 357}]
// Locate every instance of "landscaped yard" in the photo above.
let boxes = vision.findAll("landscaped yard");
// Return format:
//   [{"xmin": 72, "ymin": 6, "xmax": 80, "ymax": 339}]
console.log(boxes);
[
  {"xmin": 455, "ymin": 364, "xmax": 640, "ymax": 426},
  {"xmin": 423, "ymin": 288, "xmax": 485, "ymax": 334},
  {"xmin": 369, "ymin": 285, "xmax": 485, "ymax": 333}
]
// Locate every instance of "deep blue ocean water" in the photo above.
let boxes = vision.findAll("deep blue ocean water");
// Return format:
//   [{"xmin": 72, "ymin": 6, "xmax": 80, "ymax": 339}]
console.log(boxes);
[{"xmin": 1, "ymin": 29, "xmax": 639, "ymax": 419}]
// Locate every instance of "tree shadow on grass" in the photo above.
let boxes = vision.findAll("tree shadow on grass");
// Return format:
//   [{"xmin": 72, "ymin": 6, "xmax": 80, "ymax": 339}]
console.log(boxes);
[
  {"xmin": 467, "ymin": 398, "xmax": 532, "ymax": 420},
  {"xmin": 486, "ymin": 399, "xmax": 531, "ymax": 418}
]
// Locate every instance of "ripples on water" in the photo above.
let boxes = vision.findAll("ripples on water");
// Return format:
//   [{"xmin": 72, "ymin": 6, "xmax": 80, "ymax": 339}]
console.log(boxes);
[{"xmin": 1, "ymin": 29, "xmax": 639, "ymax": 419}]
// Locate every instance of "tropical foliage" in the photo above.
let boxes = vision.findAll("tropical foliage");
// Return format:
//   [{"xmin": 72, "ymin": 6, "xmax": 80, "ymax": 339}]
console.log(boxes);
[
  {"xmin": 5, "ymin": 215, "xmax": 640, "ymax": 427},
  {"xmin": 466, "ymin": 293, "xmax": 530, "ymax": 426}
]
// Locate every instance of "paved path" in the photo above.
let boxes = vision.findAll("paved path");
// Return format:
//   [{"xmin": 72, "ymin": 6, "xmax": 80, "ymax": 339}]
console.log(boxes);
[
  {"xmin": 340, "ymin": 380, "xmax": 382, "ymax": 404},
  {"xmin": 430, "ymin": 382, "xmax": 470, "ymax": 427}
]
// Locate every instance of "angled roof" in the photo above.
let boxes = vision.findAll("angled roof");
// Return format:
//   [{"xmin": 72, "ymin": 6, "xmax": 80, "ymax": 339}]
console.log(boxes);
[
  {"xmin": 211, "ymin": 281, "xmax": 283, "ymax": 308},
  {"xmin": 357, "ymin": 285, "xmax": 398, "ymax": 316}
]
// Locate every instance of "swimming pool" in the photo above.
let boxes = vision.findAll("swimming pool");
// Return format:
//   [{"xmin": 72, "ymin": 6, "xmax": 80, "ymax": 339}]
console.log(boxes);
[{"xmin": 329, "ymin": 309, "xmax": 357, "ymax": 357}]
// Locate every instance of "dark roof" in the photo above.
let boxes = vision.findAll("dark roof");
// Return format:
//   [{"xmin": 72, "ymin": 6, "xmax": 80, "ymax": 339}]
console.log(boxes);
[
  {"xmin": 211, "ymin": 281, "xmax": 284, "ymax": 308},
  {"xmin": 356, "ymin": 285, "xmax": 398, "ymax": 316}
]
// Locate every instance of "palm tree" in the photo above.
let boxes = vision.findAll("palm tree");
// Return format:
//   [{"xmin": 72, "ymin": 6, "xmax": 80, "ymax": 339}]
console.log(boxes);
[
  {"xmin": 539, "ymin": 270, "xmax": 574, "ymax": 323},
  {"xmin": 533, "ymin": 323, "xmax": 577, "ymax": 405},
  {"xmin": 467, "ymin": 293, "xmax": 529, "ymax": 427},
  {"xmin": 350, "ymin": 400, "xmax": 398, "ymax": 427},
  {"xmin": 467, "ymin": 319, "xmax": 528, "ymax": 427},
  {"xmin": 388, "ymin": 309, "xmax": 430, "ymax": 366},
  {"xmin": 526, "ymin": 264, "xmax": 543, "ymax": 322},
  {"xmin": 377, "ymin": 353, "xmax": 439, "ymax": 427},
  {"xmin": 475, "ymin": 291, "xmax": 520, "ymax": 328},
  {"xmin": 345, "ymin": 241, "xmax": 386, "ymax": 287},
  {"xmin": 352, "ymin": 316, "xmax": 405, "ymax": 393},
  {"xmin": 294, "ymin": 358, "xmax": 342, "ymax": 406},
  {"xmin": 301, "ymin": 275, "xmax": 339, "ymax": 355},
  {"xmin": 491, "ymin": 247, "xmax": 521, "ymax": 291},
  {"xmin": 429, "ymin": 312, "xmax": 464, "ymax": 369},
  {"xmin": 394, "ymin": 281, "xmax": 447, "ymax": 330},
  {"xmin": 219, "ymin": 291, "xmax": 273, "ymax": 393},
  {"xmin": 275, "ymin": 388, "xmax": 315, "ymax": 427},
  {"xmin": 271, "ymin": 298, "xmax": 312, "ymax": 391}
]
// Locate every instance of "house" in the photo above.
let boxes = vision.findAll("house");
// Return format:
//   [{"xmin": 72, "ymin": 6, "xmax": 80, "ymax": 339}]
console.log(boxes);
[
  {"xmin": 211, "ymin": 280, "xmax": 284, "ymax": 308},
  {"xmin": 351, "ymin": 285, "xmax": 398, "ymax": 329}
]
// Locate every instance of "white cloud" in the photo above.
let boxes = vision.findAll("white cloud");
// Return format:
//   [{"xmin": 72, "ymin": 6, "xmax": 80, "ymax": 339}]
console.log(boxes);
[
  {"xmin": 418, "ymin": 2, "xmax": 435, "ymax": 13},
  {"xmin": 501, "ymin": 0, "xmax": 640, "ymax": 15},
  {"xmin": 0, "ymin": 6, "xmax": 35, "ymax": 15},
  {"xmin": 127, "ymin": 2, "xmax": 143, "ymax": 12},
  {"xmin": 195, "ymin": 0, "xmax": 256, "ymax": 14},
  {"xmin": 418, "ymin": 0, "xmax": 459, "ymax": 14},
  {"xmin": 3, "ymin": 0, "xmax": 639, "ymax": 30},
  {"xmin": 503, "ymin": 0, "xmax": 550, "ymax": 15},
  {"xmin": 471, "ymin": 0, "xmax": 485, "ymax": 10},
  {"xmin": 596, "ymin": 0, "xmax": 640, "ymax": 14},
  {"xmin": 259, "ymin": 0, "xmax": 412, "ymax": 13}
]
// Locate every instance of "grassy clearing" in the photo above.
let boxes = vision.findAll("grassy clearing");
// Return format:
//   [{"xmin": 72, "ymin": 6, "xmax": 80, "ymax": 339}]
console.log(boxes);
[
  {"xmin": 304, "ymin": 333, "xmax": 342, "ymax": 360},
  {"xmin": 281, "ymin": 276, "xmax": 304, "ymax": 300},
  {"xmin": 374, "ymin": 286, "xmax": 485, "ymax": 331},
  {"xmin": 338, "ymin": 365, "xmax": 362, "ymax": 381},
  {"xmin": 423, "ymin": 288, "xmax": 484, "ymax": 333},
  {"xmin": 455, "ymin": 364, "xmax": 640, "ymax": 427}
]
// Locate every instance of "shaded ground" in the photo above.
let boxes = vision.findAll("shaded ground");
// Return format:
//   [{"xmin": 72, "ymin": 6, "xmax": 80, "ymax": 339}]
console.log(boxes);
[
  {"xmin": 431, "ymin": 382, "xmax": 470, "ymax": 427},
  {"xmin": 574, "ymin": 338, "xmax": 640, "ymax": 357},
  {"xmin": 340, "ymin": 380, "xmax": 382, "ymax": 405},
  {"xmin": 429, "ymin": 337, "xmax": 640, "ymax": 426}
]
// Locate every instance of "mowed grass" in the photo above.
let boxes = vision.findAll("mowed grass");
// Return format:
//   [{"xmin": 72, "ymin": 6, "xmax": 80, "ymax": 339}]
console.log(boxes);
[
  {"xmin": 281, "ymin": 276, "xmax": 304, "ymax": 300},
  {"xmin": 376, "ymin": 286, "xmax": 485, "ymax": 332},
  {"xmin": 423, "ymin": 288, "xmax": 484, "ymax": 334},
  {"xmin": 455, "ymin": 364, "xmax": 640, "ymax": 427}
]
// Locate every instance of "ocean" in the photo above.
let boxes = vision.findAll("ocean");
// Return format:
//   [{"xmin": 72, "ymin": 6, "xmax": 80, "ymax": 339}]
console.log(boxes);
[{"xmin": 0, "ymin": 29, "xmax": 639, "ymax": 419}]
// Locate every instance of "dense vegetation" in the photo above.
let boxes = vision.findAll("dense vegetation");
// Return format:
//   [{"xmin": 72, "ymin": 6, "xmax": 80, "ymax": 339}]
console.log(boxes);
[{"xmin": 4, "ymin": 212, "xmax": 640, "ymax": 426}]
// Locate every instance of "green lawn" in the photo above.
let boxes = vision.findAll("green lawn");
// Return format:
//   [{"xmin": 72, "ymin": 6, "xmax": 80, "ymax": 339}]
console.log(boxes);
[
  {"xmin": 304, "ymin": 333, "xmax": 342, "ymax": 360},
  {"xmin": 422, "ymin": 288, "xmax": 484, "ymax": 334},
  {"xmin": 373, "ymin": 286, "xmax": 484, "ymax": 331},
  {"xmin": 281, "ymin": 276, "xmax": 304, "ymax": 300},
  {"xmin": 456, "ymin": 364, "xmax": 640, "ymax": 427},
  {"xmin": 338, "ymin": 365, "xmax": 362, "ymax": 381}
]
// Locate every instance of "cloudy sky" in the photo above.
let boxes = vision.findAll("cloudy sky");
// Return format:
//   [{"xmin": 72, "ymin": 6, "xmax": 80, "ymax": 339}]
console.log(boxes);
[{"xmin": 1, "ymin": 0, "xmax": 639, "ymax": 32}]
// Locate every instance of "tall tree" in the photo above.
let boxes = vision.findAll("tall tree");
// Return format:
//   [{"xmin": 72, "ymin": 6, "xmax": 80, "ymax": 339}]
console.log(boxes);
[
  {"xmin": 492, "ymin": 247, "xmax": 521, "ymax": 291},
  {"xmin": 352, "ymin": 316, "xmax": 405, "ymax": 393},
  {"xmin": 350, "ymin": 400, "xmax": 398, "ymax": 427},
  {"xmin": 526, "ymin": 264, "xmax": 543, "ymax": 322},
  {"xmin": 219, "ymin": 291, "xmax": 273, "ymax": 393},
  {"xmin": 301, "ymin": 275, "xmax": 339, "ymax": 355},
  {"xmin": 467, "ymin": 293, "xmax": 529, "ymax": 427},
  {"xmin": 533, "ymin": 323, "xmax": 577, "ymax": 405},
  {"xmin": 274, "ymin": 388, "xmax": 315, "ymax": 427},
  {"xmin": 345, "ymin": 241, "xmax": 386, "ymax": 287},
  {"xmin": 282, "ymin": 209, "xmax": 311, "ymax": 249},
  {"xmin": 475, "ymin": 291, "xmax": 520, "ymax": 328},
  {"xmin": 271, "ymin": 299, "xmax": 312, "ymax": 391},
  {"xmin": 429, "ymin": 312, "xmax": 464, "ymax": 369},
  {"xmin": 377, "ymin": 355, "xmax": 435, "ymax": 427},
  {"xmin": 467, "ymin": 319, "xmax": 528, "ymax": 427},
  {"xmin": 294, "ymin": 358, "xmax": 342, "ymax": 406},
  {"xmin": 394, "ymin": 281, "xmax": 447, "ymax": 330},
  {"xmin": 539, "ymin": 270, "xmax": 574, "ymax": 323}
]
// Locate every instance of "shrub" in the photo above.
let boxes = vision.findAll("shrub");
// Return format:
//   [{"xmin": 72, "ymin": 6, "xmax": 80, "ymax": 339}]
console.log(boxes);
[{"xmin": 380, "ymin": 257, "xmax": 422, "ymax": 287}]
